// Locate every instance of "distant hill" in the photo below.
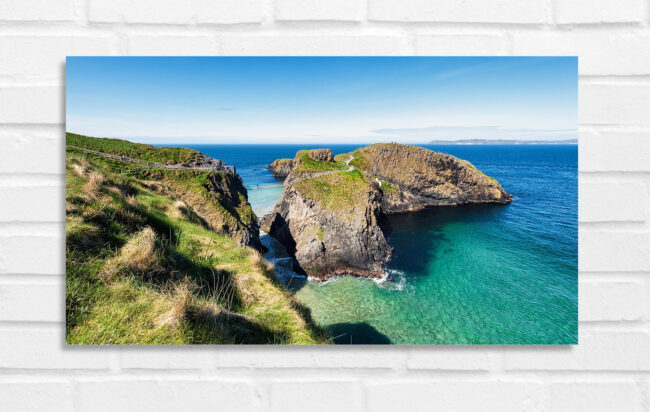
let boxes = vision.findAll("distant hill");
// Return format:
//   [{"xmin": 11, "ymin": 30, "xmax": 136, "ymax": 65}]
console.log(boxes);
[{"xmin": 427, "ymin": 139, "xmax": 578, "ymax": 145}]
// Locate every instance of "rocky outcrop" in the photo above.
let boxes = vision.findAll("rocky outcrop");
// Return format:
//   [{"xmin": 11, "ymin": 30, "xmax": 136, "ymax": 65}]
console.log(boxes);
[
  {"xmin": 150, "ymin": 169, "xmax": 262, "ymax": 250},
  {"xmin": 187, "ymin": 153, "xmax": 226, "ymax": 170},
  {"xmin": 268, "ymin": 158, "xmax": 295, "ymax": 178},
  {"xmin": 264, "ymin": 143, "xmax": 512, "ymax": 281},
  {"xmin": 262, "ymin": 170, "xmax": 390, "ymax": 280},
  {"xmin": 307, "ymin": 148, "xmax": 334, "ymax": 162},
  {"xmin": 351, "ymin": 143, "xmax": 512, "ymax": 213},
  {"xmin": 268, "ymin": 148, "xmax": 336, "ymax": 178}
]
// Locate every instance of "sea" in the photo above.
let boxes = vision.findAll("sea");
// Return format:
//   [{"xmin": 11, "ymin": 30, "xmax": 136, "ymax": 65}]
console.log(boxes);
[{"xmin": 179, "ymin": 143, "xmax": 578, "ymax": 345}]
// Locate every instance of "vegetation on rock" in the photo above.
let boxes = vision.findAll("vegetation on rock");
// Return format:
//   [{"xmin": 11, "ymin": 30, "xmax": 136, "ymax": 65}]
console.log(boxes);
[
  {"xmin": 66, "ymin": 133, "xmax": 327, "ymax": 344},
  {"xmin": 293, "ymin": 170, "xmax": 369, "ymax": 212},
  {"xmin": 292, "ymin": 150, "xmax": 349, "ymax": 174},
  {"xmin": 67, "ymin": 133, "xmax": 214, "ymax": 166},
  {"xmin": 268, "ymin": 158, "xmax": 295, "ymax": 178}
]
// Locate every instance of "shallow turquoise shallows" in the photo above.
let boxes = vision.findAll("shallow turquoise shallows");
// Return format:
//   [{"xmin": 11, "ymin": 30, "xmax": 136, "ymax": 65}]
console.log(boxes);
[{"xmin": 182, "ymin": 144, "xmax": 578, "ymax": 344}]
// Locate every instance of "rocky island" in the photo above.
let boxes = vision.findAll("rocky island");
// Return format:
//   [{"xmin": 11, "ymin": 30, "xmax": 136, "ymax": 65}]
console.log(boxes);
[{"xmin": 263, "ymin": 143, "xmax": 511, "ymax": 280}]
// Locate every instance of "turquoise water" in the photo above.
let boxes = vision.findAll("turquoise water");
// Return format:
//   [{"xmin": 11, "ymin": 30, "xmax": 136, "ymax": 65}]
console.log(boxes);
[{"xmin": 183, "ymin": 144, "xmax": 578, "ymax": 344}]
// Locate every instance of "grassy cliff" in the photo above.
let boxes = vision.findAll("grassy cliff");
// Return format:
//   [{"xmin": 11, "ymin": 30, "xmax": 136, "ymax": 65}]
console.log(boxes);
[
  {"xmin": 292, "ymin": 150, "xmax": 349, "ymax": 174},
  {"xmin": 293, "ymin": 170, "xmax": 369, "ymax": 211},
  {"xmin": 66, "ymin": 134, "xmax": 328, "ymax": 344},
  {"xmin": 66, "ymin": 133, "xmax": 209, "ymax": 166}
]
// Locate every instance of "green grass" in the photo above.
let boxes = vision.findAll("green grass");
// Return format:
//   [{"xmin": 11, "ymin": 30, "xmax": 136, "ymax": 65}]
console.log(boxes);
[
  {"xmin": 293, "ymin": 150, "xmax": 349, "ymax": 174},
  {"xmin": 66, "ymin": 148, "xmax": 328, "ymax": 344},
  {"xmin": 293, "ymin": 170, "xmax": 369, "ymax": 211},
  {"xmin": 66, "ymin": 132, "xmax": 206, "ymax": 166},
  {"xmin": 68, "ymin": 147, "xmax": 258, "ymax": 245},
  {"xmin": 473, "ymin": 165, "xmax": 497, "ymax": 182},
  {"xmin": 349, "ymin": 149, "xmax": 370, "ymax": 171},
  {"xmin": 380, "ymin": 180, "xmax": 397, "ymax": 193}
]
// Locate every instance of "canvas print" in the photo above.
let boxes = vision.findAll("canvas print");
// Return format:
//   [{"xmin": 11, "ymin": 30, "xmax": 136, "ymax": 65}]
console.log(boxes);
[{"xmin": 65, "ymin": 57, "xmax": 577, "ymax": 344}]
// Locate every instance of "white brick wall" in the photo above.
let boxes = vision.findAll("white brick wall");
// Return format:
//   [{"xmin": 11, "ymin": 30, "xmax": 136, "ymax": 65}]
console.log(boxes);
[{"xmin": 1, "ymin": 0, "xmax": 649, "ymax": 410}]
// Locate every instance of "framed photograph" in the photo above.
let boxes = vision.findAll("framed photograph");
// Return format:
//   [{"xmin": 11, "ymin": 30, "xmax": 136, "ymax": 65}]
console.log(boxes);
[{"xmin": 65, "ymin": 57, "xmax": 577, "ymax": 344}]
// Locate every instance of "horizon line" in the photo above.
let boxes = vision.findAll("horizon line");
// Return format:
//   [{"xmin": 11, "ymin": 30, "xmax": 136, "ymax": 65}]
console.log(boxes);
[{"xmin": 66, "ymin": 131, "xmax": 577, "ymax": 145}]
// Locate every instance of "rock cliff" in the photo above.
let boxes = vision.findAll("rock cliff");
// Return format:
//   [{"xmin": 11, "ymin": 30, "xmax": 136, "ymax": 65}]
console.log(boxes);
[
  {"xmin": 351, "ymin": 143, "xmax": 511, "ymax": 213},
  {"xmin": 263, "ymin": 157, "xmax": 390, "ymax": 280},
  {"xmin": 265, "ymin": 144, "xmax": 511, "ymax": 280},
  {"xmin": 268, "ymin": 158, "xmax": 295, "ymax": 178},
  {"xmin": 159, "ymin": 170, "xmax": 261, "ymax": 249}
]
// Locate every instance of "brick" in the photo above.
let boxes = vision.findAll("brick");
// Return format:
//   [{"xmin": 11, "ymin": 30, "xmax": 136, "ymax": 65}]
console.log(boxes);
[
  {"xmin": 216, "ymin": 347, "xmax": 404, "ymax": 368},
  {"xmin": 0, "ymin": 328, "xmax": 111, "ymax": 369},
  {"xmin": 0, "ymin": 87, "xmax": 63, "ymax": 124},
  {"xmin": 0, "ymin": 131, "xmax": 64, "ymax": 174},
  {"xmin": 76, "ymin": 379, "xmax": 255, "ymax": 412},
  {"xmin": 580, "ymin": 232, "xmax": 650, "ymax": 272},
  {"xmin": 368, "ymin": 0, "xmax": 548, "ymax": 23},
  {"xmin": 580, "ymin": 130, "xmax": 650, "ymax": 172},
  {"xmin": 555, "ymin": 0, "xmax": 645, "ymax": 24},
  {"xmin": 0, "ymin": 35, "xmax": 115, "ymax": 82},
  {"xmin": 0, "ymin": 187, "xmax": 64, "ymax": 222},
  {"xmin": 89, "ymin": 0, "xmax": 264, "ymax": 24},
  {"xmin": 271, "ymin": 382, "xmax": 361, "ymax": 412},
  {"xmin": 415, "ymin": 34, "xmax": 508, "ymax": 55},
  {"xmin": 0, "ymin": 281, "xmax": 64, "ymax": 322},
  {"xmin": 548, "ymin": 382, "xmax": 643, "ymax": 412},
  {"xmin": 407, "ymin": 347, "xmax": 491, "ymax": 370},
  {"xmin": 504, "ymin": 331, "xmax": 650, "ymax": 370},
  {"xmin": 580, "ymin": 84, "xmax": 650, "ymax": 125},
  {"xmin": 579, "ymin": 181, "xmax": 646, "ymax": 222},
  {"xmin": 221, "ymin": 34, "xmax": 410, "ymax": 55},
  {"xmin": 127, "ymin": 35, "xmax": 219, "ymax": 55},
  {"xmin": 0, "ymin": 382, "xmax": 73, "ymax": 412},
  {"xmin": 120, "ymin": 348, "xmax": 216, "ymax": 370},
  {"xmin": 275, "ymin": 0, "xmax": 364, "ymax": 21},
  {"xmin": 366, "ymin": 382, "xmax": 546, "ymax": 412},
  {"xmin": 0, "ymin": 0, "xmax": 75, "ymax": 22},
  {"xmin": 0, "ymin": 236, "xmax": 63, "ymax": 275},
  {"xmin": 579, "ymin": 281, "xmax": 646, "ymax": 321},
  {"xmin": 513, "ymin": 32, "xmax": 650, "ymax": 75}
]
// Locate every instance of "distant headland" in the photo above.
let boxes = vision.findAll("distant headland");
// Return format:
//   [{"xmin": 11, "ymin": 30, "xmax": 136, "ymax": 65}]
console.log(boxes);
[{"xmin": 427, "ymin": 139, "xmax": 577, "ymax": 145}]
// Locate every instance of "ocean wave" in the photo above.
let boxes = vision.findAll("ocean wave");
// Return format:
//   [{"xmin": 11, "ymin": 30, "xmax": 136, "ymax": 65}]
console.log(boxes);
[{"xmin": 375, "ymin": 268, "xmax": 410, "ymax": 292}]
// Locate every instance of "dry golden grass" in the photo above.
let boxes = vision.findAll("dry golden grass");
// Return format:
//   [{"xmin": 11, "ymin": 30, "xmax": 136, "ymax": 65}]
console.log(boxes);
[
  {"xmin": 103, "ymin": 226, "xmax": 166, "ymax": 279},
  {"xmin": 248, "ymin": 250, "xmax": 262, "ymax": 267},
  {"xmin": 155, "ymin": 281, "xmax": 192, "ymax": 328},
  {"xmin": 107, "ymin": 185, "xmax": 122, "ymax": 195},
  {"xmin": 71, "ymin": 163, "xmax": 88, "ymax": 177},
  {"xmin": 84, "ymin": 171, "xmax": 105, "ymax": 199},
  {"xmin": 167, "ymin": 200, "xmax": 187, "ymax": 219},
  {"xmin": 143, "ymin": 180, "xmax": 169, "ymax": 195}
]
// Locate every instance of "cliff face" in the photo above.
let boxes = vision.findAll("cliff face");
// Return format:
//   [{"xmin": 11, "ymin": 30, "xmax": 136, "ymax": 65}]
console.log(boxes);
[
  {"xmin": 351, "ymin": 143, "xmax": 512, "ymax": 213},
  {"xmin": 268, "ymin": 158, "xmax": 295, "ymax": 178},
  {"xmin": 263, "ymin": 169, "xmax": 390, "ymax": 280},
  {"xmin": 66, "ymin": 133, "xmax": 261, "ymax": 250},
  {"xmin": 268, "ymin": 148, "xmax": 336, "ymax": 178},
  {"xmin": 265, "ymin": 143, "xmax": 512, "ymax": 280},
  {"xmin": 148, "ymin": 170, "xmax": 261, "ymax": 249}
]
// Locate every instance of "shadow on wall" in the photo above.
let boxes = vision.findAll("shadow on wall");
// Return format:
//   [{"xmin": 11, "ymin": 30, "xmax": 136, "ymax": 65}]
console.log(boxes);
[{"xmin": 327, "ymin": 322, "xmax": 392, "ymax": 344}]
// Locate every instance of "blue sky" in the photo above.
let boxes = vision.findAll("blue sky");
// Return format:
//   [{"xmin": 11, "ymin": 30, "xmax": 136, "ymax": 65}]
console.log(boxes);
[{"xmin": 66, "ymin": 57, "xmax": 577, "ymax": 144}]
